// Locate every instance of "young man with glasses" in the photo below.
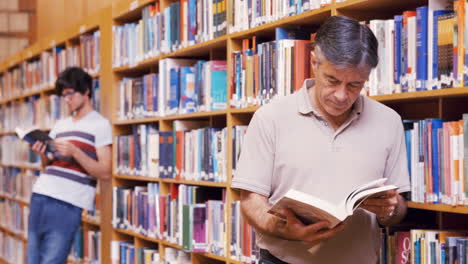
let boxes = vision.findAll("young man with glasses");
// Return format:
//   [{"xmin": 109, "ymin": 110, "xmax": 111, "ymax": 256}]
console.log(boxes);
[{"xmin": 26, "ymin": 67, "xmax": 112, "ymax": 264}]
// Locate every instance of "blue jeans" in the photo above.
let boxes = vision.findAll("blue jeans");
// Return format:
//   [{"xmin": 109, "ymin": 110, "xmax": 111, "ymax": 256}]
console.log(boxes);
[{"xmin": 27, "ymin": 193, "xmax": 82, "ymax": 264}]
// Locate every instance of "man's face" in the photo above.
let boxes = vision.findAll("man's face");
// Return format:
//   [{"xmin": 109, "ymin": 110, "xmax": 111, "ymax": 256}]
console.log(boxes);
[
  {"xmin": 61, "ymin": 88, "xmax": 84, "ymax": 112},
  {"xmin": 311, "ymin": 52, "xmax": 371, "ymax": 118}
]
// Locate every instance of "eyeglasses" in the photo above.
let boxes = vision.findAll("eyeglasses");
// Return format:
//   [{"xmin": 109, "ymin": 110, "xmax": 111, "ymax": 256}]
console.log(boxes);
[{"xmin": 61, "ymin": 91, "xmax": 77, "ymax": 99}]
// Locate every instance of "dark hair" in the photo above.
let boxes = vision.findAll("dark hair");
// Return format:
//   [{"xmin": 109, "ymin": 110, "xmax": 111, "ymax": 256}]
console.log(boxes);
[
  {"xmin": 314, "ymin": 16, "xmax": 378, "ymax": 68},
  {"xmin": 55, "ymin": 67, "xmax": 93, "ymax": 98}
]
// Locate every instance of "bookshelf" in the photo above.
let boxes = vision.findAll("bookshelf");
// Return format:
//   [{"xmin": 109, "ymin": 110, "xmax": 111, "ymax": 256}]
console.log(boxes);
[
  {"xmin": 1, "ymin": 0, "xmax": 468, "ymax": 263},
  {"xmin": 0, "ymin": 7, "xmax": 111, "ymax": 264}
]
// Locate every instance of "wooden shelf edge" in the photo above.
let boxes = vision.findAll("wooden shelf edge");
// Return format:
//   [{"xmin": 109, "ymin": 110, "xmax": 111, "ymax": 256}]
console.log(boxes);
[
  {"xmin": 407, "ymin": 201, "xmax": 468, "ymax": 214},
  {"xmin": 196, "ymin": 252, "xmax": 229, "ymax": 262},
  {"xmin": 370, "ymin": 87, "xmax": 468, "ymax": 103},
  {"xmin": 82, "ymin": 217, "xmax": 101, "ymax": 227},
  {"xmin": 114, "ymin": 174, "xmax": 160, "ymax": 182},
  {"xmin": 114, "ymin": 174, "xmax": 227, "ymax": 187},
  {"xmin": 0, "ymin": 226, "xmax": 27, "ymax": 241},
  {"xmin": 114, "ymin": 228, "xmax": 229, "ymax": 261},
  {"xmin": 0, "ymin": 194, "xmax": 30, "ymax": 206},
  {"xmin": 113, "ymin": 0, "xmax": 155, "ymax": 21},
  {"xmin": 113, "ymin": 109, "xmax": 229, "ymax": 125}
]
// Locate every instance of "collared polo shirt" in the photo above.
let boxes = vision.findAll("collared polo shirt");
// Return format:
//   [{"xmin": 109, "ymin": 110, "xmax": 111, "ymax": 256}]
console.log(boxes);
[{"xmin": 232, "ymin": 79, "xmax": 410, "ymax": 264}]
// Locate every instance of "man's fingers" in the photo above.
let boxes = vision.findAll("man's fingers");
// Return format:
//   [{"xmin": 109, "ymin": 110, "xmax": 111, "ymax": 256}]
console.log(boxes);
[
  {"xmin": 304, "ymin": 223, "xmax": 345, "ymax": 244},
  {"xmin": 303, "ymin": 220, "xmax": 331, "ymax": 233},
  {"xmin": 362, "ymin": 197, "xmax": 398, "ymax": 207}
]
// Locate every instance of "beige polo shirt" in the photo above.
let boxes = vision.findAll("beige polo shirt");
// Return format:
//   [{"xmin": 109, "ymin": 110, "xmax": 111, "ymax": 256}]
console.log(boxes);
[{"xmin": 232, "ymin": 79, "xmax": 410, "ymax": 264}]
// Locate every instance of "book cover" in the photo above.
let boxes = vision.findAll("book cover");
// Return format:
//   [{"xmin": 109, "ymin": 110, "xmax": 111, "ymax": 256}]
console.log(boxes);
[
  {"xmin": 15, "ymin": 127, "xmax": 74, "ymax": 162},
  {"xmin": 268, "ymin": 178, "xmax": 398, "ymax": 228}
]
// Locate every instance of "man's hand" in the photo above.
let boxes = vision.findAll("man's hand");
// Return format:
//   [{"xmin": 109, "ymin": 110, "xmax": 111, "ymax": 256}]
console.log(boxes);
[
  {"xmin": 53, "ymin": 140, "xmax": 78, "ymax": 157},
  {"xmin": 276, "ymin": 208, "xmax": 347, "ymax": 246},
  {"xmin": 31, "ymin": 141, "xmax": 46, "ymax": 155},
  {"xmin": 359, "ymin": 189, "xmax": 398, "ymax": 219}
]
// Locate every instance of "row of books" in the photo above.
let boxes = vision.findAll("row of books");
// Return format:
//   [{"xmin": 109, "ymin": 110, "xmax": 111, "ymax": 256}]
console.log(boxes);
[
  {"xmin": 115, "ymin": 123, "xmax": 227, "ymax": 183},
  {"xmin": 112, "ymin": 0, "xmax": 227, "ymax": 68},
  {"xmin": 365, "ymin": 2, "xmax": 468, "ymax": 96},
  {"xmin": 404, "ymin": 116, "xmax": 468, "ymax": 206},
  {"xmin": 380, "ymin": 229, "xmax": 468, "ymax": 264},
  {"xmin": 229, "ymin": 0, "xmax": 331, "ymax": 34},
  {"xmin": 230, "ymin": 28, "xmax": 313, "ymax": 108},
  {"xmin": 69, "ymin": 227, "xmax": 101, "ymax": 264},
  {"xmin": 111, "ymin": 241, "xmax": 192, "ymax": 264},
  {"xmin": 0, "ymin": 76, "xmax": 99, "ymax": 132},
  {"xmin": 117, "ymin": 59, "xmax": 226, "ymax": 120},
  {"xmin": 0, "ymin": 168, "xmax": 38, "ymax": 204},
  {"xmin": 0, "ymin": 30, "xmax": 100, "ymax": 100},
  {"xmin": 0, "ymin": 199, "xmax": 28, "ymax": 237},
  {"xmin": 0, "ymin": 95, "xmax": 68, "ymax": 132},
  {"xmin": 68, "ymin": 32, "xmax": 101, "ymax": 76},
  {"xmin": 231, "ymin": 125, "xmax": 247, "ymax": 176},
  {"xmin": 111, "ymin": 241, "xmax": 161, "ymax": 264},
  {"xmin": 0, "ymin": 136, "xmax": 41, "ymax": 166},
  {"xmin": 112, "ymin": 183, "xmax": 226, "ymax": 257},
  {"xmin": 230, "ymin": 200, "xmax": 260, "ymax": 263},
  {"xmin": 0, "ymin": 232, "xmax": 25, "ymax": 264}
]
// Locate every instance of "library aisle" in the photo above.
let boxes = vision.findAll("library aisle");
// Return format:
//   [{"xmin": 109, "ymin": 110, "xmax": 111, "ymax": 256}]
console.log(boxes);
[{"xmin": 2, "ymin": 0, "xmax": 468, "ymax": 263}]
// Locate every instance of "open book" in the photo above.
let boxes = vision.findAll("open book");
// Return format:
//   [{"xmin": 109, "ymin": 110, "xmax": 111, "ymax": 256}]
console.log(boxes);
[
  {"xmin": 15, "ymin": 127, "xmax": 74, "ymax": 162},
  {"xmin": 268, "ymin": 178, "xmax": 398, "ymax": 228}
]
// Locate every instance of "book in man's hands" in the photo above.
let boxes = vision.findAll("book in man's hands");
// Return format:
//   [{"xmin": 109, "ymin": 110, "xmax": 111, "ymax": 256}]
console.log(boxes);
[
  {"xmin": 268, "ymin": 178, "xmax": 398, "ymax": 228},
  {"xmin": 15, "ymin": 127, "xmax": 74, "ymax": 162}
]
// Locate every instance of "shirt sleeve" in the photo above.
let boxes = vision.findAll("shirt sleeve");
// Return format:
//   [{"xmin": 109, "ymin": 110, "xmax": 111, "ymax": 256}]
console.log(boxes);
[
  {"xmin": 231, "ymin": 109, "xmax": 275, "ymax": 197},
  {"xmin": 384, "ymin": 116, "xmax": 411, "ymax": 193},
  {"xmin": 95, "ymin": 119, "xmax": 113, "ymax": 147}
]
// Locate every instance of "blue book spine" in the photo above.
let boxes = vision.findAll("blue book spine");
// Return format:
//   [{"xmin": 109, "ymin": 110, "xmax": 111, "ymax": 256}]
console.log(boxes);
[
  {"xmin": 235, "ymin": 52, "xmax": 242, "ymax": 101},
  {"xmin": 180, "ymin": 66, "xmax": 196, "ymax": 113},
  {"xmin": 188, "ymin": 0, "xmax": 197, "ymax": 42},
  {"xmin": 415, "ymin": 240, "xmax": 421, "ymax": 264},
  {"xmin": 394, "ymin": 15, "xmax": 403, "ymax": 85},
  {"xmin": 152, "ymin": 74, "xmax": 158, "ymax": 114},
  {"xmin": 430, "ymin": 119, "xmax": 443, "ymax": 203},
  {"xmin": 143, "ymin": 76, "xmax": 148, "ymax": 113},
  {"xmin": 169, "ymin": 68, "xmax": 180, "ymax": 112},
  {"xmin": 210, "ymin": 62, "xmax": 227, "ymax": 110},
  {"xmin": 416, "ymin": 6, "xmax": 429, "ymax": 91}
]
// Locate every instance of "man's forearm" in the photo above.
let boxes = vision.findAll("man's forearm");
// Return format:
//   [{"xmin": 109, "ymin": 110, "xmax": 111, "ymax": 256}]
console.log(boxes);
[
  {"xmin": 240, "ymin": 191, "xmax": 287, "ymax": 239},
  {"xmin": 378, "ymin": 194, "xmax": 407, "ymax": 226}
]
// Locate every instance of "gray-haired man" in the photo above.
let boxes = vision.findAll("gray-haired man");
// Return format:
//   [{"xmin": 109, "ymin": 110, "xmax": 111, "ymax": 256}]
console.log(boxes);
[{"xmin": 232, "ymin": 16, "xmax": 410, "ymax": 263}]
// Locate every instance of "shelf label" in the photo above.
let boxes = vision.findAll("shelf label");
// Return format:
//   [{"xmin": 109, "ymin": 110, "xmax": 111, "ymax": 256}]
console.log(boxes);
[
  {"xmin": 130, "ymin": 0, "xmax": 138, "ymax": 11},
  {"xmin": 27, "ymin": 51, "xmax": 32, "ymax": 57},
  {"xmin": 80, "ymin": 25, "xmax": 86, "ymax": 34},
  {"xmin": 50, "ymin": 40, "xmax": 56, "ymax": 47}
]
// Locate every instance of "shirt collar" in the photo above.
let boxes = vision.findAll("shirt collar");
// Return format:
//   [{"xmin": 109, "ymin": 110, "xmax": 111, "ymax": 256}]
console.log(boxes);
[{"xmin": 296, "ymin": 78, "xmax": 364, "ymax": 118}]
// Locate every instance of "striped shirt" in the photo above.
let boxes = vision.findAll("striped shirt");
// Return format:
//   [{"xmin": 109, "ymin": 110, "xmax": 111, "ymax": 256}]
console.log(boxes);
[{"xmin": 33, "ymin": 111, "xmax": 112, "ymax": 210}]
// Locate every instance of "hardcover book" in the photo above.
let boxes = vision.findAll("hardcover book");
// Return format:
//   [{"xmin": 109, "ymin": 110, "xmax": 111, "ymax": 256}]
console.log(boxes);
[
  {"xmin": 268, "ymin": 178, "xmax": 398, "ymax": 228},
  {"xmin": 15, "ymin": 127, "xmax": 74, "ymax": 162}
]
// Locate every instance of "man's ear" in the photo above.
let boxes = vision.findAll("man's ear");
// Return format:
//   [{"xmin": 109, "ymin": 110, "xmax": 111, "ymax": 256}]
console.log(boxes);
[{"xmin": 310, "ymin": 50, "xmax": 318, "ymax": 73}]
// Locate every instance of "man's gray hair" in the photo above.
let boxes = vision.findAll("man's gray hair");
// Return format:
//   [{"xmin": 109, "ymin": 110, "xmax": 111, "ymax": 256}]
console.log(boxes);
[{"xmin": 314, "ymin": 16, "xmax": 378, "ymax": 69}]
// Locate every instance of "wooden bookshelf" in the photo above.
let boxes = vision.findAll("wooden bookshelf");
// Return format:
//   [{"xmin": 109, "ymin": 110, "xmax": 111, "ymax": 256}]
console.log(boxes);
[
  {"xmin": 0, "ymin": 7, "xmax": 111, "ymax": 264},
  {"xmin": 407, "ymin": 202, "xmax": 468, "ymax": 215},
  {"xmin": 0, "ymin": 194, "xmax": 30, "ymax": 207},
  {"xmin": 0, "ymin": 0, "xmax": 468, "ymax": 263}
]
